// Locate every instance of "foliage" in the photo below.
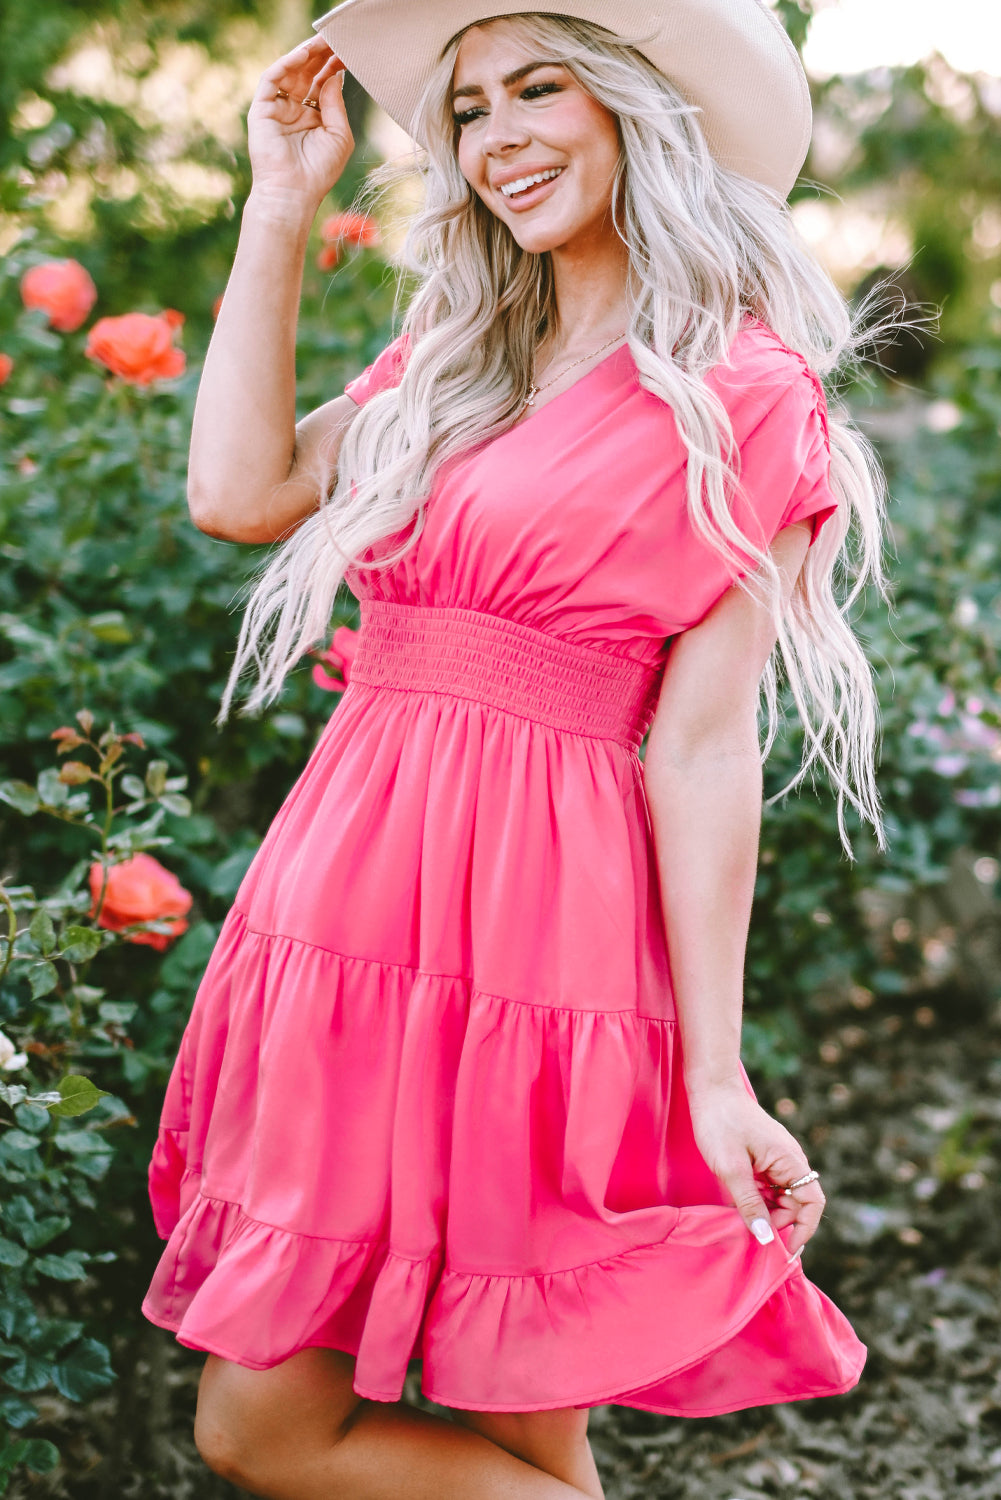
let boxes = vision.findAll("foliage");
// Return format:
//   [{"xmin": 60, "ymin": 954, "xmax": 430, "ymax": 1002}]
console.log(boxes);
[
  {"xmin": 807, "ymin": 60, "xmax": 1001, "ymax": 350},
  {"xmin": 746, "ymin": 342, "xmax": 1001, "ymax": 1071},
  {"xmin": 0, "ymin": 231, "xmax": 395, "ymax": 1488},
  {"xmin": 0, "ymin": 712, "xmax": 202, "ymax": 1491}
]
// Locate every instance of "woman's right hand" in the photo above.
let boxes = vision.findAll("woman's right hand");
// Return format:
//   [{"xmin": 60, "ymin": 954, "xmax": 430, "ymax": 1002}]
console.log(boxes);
[{"xmin": 247, "ymin": 36, "xmax": 355, "ymax": 214}]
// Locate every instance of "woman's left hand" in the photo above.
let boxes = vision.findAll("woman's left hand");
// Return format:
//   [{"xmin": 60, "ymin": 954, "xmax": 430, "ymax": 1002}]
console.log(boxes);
[{"xmin": 687, "ymin": 1077, "xmax": 825, "ymax": 1257}]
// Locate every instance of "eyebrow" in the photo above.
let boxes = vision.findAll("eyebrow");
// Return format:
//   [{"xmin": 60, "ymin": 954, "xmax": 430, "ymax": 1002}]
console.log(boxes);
[{"xmin": 451, "ymin": 60, "xmax": 564, "ymax": 103}]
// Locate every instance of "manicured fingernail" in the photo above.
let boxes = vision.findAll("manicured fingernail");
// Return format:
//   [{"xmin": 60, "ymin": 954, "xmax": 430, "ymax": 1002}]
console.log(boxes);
[
  {"xmin": 750, "ymin": 1217, "xmax": 775, "ymax": 1245},
  {"xmin": 787, "ymin": 1245, "xmax": 805, "ymax": 1264}
]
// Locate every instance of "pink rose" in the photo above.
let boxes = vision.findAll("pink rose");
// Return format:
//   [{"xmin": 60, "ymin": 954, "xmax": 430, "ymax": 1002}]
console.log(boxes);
[
  {"xmin": 320, "ymin": 211, "xmax": 381, "ymax": 248},
  {"xmin": 89, "ymin": 853, "xmax": 192, "ymax": 951},
  {"xmin": 85, "ymin": 312, "xmax": 186, "ymax": 386},
  {"xmin": 21, "ymin": 259, "xmax": 98, "ymax": 333},
  {"xmin": 312, "ymin": 625, "xmax": 359, "ymax": 692}
]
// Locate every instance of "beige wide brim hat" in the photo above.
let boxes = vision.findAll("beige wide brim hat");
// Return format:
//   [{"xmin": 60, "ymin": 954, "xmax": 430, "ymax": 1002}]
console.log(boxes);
[{"xmin": 312, "ymin": 0, "xmax": 812, "ymax": 198}]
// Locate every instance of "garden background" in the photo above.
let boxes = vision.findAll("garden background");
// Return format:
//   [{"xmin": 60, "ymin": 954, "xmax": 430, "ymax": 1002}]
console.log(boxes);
[{"xmin": 1, "ymin": 0, "xmax": 1000, "ymax": 1495}]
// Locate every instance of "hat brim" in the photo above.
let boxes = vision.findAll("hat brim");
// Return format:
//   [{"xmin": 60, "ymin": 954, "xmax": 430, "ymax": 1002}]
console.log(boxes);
[{"xmin": 312, "ymin": 0, "xmax": 811, "ymax": 197}]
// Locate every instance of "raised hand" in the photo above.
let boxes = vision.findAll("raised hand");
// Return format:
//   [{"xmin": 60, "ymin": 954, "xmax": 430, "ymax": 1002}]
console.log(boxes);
[{"xmin": 247, "ymin": 36, "xmax": 355, "ymax": 214}]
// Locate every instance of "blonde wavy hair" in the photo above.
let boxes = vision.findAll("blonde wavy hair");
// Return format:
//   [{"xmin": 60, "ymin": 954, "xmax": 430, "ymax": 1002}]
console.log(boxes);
[{"xmin": 219, "ymin": 11, "xmax": 890, "ymax": 850}]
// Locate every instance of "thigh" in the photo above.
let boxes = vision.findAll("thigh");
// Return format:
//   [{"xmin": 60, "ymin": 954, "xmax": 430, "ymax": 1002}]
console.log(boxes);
[
  {"xmin": 195, "ymin": 1346, "xmax": 364, "ymax": 1477},
  {"xmin": 450, "ymin": 1405, "xmax": 603, "ymax": 1498}
]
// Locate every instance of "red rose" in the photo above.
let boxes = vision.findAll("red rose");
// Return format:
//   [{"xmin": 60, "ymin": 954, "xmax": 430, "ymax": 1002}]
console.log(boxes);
[
  {"xmin": 85, "ymin": 312, "xmax": 186, "ymax": 386},
  {"xmin": 89, "ymin": 853, "xmax": 192, "ymax": 951},
  {"xmin": 316, "ymin": 245, "xmax": 340, "ymax": 272},
  {"xmin": 320, "ymin": 211, "xmax": 381, "ymax": 248},
  {"xmin": 312, "ymin": 624, "xmax": 359, "ymax": 692},
  {"xmin": 20, "ymin": 259, "xmax": 98, "ymax": 333},
  {"xmin": 0, "ymin": 354, "xmax": 12, "ymax": 385}
]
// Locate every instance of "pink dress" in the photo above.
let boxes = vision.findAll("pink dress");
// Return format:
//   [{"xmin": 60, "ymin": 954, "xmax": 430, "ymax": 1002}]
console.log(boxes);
[{"xmin": 142, "ymin": 318, "xmax": 866, "ymax": 1414}]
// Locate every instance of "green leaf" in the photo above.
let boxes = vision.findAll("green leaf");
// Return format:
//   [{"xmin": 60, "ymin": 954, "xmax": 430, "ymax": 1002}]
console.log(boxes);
[
  {"xmin": 145, "ymin": 760, "xmax": 169, "ymax": 797},
  {"xmin": 97, "ymin": 1000, "xmax": 135, "ymax": 1024},
  {"xmin": 32, "ymin": 1318, "xmax": 85, "ymax": 1356},
  {"xmin": 0, "ymin": 1237, "xmax": 29, "ymax": 1269},
  {"xmin": 0, "ymin": 1084, "xmax": 27, "ymax": 1108},
  {"xmin": 51, "ymin": 1338, "xmax": 115, "ymax": 1401},
  {"xmin": 158, "ymin": 792, "xmax": 192, "ymax": 817},
  {"xmin": 59, "ymin": 925, "xmax": 103, "ymax": 964},
  {"xmin": 2, "ymin": 1351, "xmax": 53, "ymax": 1393},
  {"xmin": 35, "ymin": 768, "xmax": 68, "ymax": 809},
  {"xmin": 28, "ymin": 962, "xmax": 59, "ymax": 999},
  {"xmin": 46, "ymin": 1076, "xmax": 111, "ymax": 1119},
  {"xmin": 69, "ymin": 984, "xmax": 104, "ymax": 1006},
  {"xmin": 28, "ymin": 909, "xmax": 56, "ymax": 956},
  {"xmin": 87, "ymin": 611, "xmax": 132, "ymax": 643},
  {"xmin": 1, "ymin": 1198, "xmax": 70, "ymax": 1250},
  {"xmin": 52, "ymin": 1129, "xmax": 108, "ymax": 1155},
  {"xmin": 0, "ymin": 782, "xmax": 39, "ymax": 816},
  {"xmin": 120, "ymin": 774, "xmax": 146, "ymax": 801},
  {"xmin": 23, "ymin": 1215, "xmax": 72, "ymax": 1250},
  {"xmin": 13, "ymin": 1103, "xmax": 49, "ymax": 1134},
  {"xmin": 0, "ymin": 1438, "xmax": 59, "ymax": 1474},
  {"xmin": 34, "ymin": 1251, "xmax": 89, "ymax": 1282},
  {"xmin": 1, "ymin": 1130, "xmax": 41, "ymax": 1153},
  {"xmin": 0, "ymin": 1394, "xmax": 38, "ymax": 1429}
]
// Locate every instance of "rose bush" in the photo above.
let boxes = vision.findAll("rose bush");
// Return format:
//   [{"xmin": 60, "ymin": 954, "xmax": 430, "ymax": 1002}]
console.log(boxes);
[
  {"xmin": 0, "ymin": 710, "xmax": 200, "ymax": 1489},
  {"xmin": 20, "ymin": 260, "xmax": 97, "ymax": 334}
]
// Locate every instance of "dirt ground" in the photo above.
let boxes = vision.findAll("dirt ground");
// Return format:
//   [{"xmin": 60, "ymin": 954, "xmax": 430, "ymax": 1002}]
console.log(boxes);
[{"xmin": 13, "ymin": 973, "xmax": 1001, "ymax": 1499}]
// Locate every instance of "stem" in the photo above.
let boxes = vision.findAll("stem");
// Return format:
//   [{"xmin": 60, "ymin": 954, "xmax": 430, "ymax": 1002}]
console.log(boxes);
[{"xmin": 0, "ymin": 885, "xmax": 17, "ymax": 987}]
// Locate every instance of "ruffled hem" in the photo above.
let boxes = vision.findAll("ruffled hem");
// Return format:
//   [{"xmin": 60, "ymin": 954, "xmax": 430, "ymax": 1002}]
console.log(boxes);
[
  {"xmin": 143, "ymin": 1186, "xmax": 864, "ymax": 1414},
  {"xmin": 143, "ymin": 906, "xmax": 865, "ymax": 1414}
]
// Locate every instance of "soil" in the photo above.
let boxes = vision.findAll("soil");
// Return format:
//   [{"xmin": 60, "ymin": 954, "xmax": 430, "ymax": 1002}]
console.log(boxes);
[{"xmin": 11, "ymin": 977, "xmax": 1001, "ymax": 1499}]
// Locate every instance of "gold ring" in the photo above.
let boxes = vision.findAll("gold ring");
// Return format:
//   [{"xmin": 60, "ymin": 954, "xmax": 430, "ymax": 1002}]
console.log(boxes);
[
  {"xmin": 779, "ymin": 1169, "xmax": 820, "ymax": 1195},
  {"xmin": 301, "ymin": 96, "xmax": 321, "ymax": 110},
  {"xmin": 275, "ymin": 88, "xmax": 290, "ymax": 100}
]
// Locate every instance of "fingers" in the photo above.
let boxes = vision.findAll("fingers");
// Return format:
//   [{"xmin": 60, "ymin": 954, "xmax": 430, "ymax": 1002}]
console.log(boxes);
[
  {"xmin": 256, "ymin": 38, "xmax": 344, "ymax": 106},
  {"xmin": 775, "ymin": 1178, "xmax": 826, "ymax": 1257},
  {"xmin": 726, "ymin": 1146, "xmax": 827, "ymax": 1259},
  {"xmin": 723, "ymin": 1160, "xmax": 780, "ymax": 1246}
]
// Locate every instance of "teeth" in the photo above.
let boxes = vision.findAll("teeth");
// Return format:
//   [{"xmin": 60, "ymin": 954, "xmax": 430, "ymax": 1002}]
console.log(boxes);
[{"xmin": 500, "ymin": 168, "xmax": 563, "ymax": 198}]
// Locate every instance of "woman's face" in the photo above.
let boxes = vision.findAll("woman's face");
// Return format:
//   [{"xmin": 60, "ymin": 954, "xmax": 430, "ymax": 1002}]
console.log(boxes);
[{"xmin": 452, "ymin": 22, "xmax": 621, "ymax": 256}]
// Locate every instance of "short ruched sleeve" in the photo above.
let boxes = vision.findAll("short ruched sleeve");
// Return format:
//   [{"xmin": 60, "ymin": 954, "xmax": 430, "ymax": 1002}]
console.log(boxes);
[
  {"xmin": 710, "ymin": 326, "xmax": 839, "ymax": 556},
  {"xmin": 343, "ymin": 333, "xmax": 410, "ymax": 407}
]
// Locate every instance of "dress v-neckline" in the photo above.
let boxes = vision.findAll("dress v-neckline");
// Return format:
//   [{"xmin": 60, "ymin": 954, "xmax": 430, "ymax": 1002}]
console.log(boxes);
[{"xmin": 506, "ymin": 339, "xmax": 634, "ymax": 436}]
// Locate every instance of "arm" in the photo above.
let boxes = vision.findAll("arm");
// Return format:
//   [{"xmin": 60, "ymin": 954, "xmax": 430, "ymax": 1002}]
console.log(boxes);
[
  {"xmin": 187, "ymin": 37, "xmax": 358, "ymax": 545},
  {"xmin": 643, "ymin": 519, "xmax": 825, "ymax": 1255}
]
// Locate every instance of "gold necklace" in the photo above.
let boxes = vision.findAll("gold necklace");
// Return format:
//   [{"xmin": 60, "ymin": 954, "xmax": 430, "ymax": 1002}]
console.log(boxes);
[{"xmin": 523, "ymin": 332, "xmax": 627, "ymax": 412}]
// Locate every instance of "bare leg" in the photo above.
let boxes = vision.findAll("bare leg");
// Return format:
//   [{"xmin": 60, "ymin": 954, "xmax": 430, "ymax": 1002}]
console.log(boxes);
[
  {"xmin": 451, "ymin": 1407, "xmax": 605, "ymax": 1499},
  {"xmin": 195, "ymin": 1348, "xmax": 605, "ymax": 1500}
]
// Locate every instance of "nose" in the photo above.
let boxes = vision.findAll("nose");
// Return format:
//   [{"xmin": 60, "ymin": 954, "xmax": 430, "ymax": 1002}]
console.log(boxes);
[{"xmin": 480, "ymin": 94, "xmax": 531, "ymax": 158}]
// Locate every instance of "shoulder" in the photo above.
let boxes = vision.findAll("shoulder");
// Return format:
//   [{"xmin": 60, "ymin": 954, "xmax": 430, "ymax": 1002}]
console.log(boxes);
[
  {"xmin": 343, "ymin": 332, "xmax": 412, "ymax": 407},
  {"xmin": 706, "ymin": 318, "xmax": 830, "ymax": 444}
]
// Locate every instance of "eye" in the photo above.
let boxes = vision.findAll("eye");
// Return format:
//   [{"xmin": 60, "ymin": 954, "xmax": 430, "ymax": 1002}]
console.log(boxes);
[{"xmin": 453, "ymin": 79, "xmax": 564, "ymax": 127}]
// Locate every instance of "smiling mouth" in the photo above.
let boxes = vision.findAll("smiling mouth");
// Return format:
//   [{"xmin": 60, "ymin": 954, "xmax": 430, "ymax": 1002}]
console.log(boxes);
[{"xmin": 499, "ymin": 166, "xmax": 565, "ymax": 199}]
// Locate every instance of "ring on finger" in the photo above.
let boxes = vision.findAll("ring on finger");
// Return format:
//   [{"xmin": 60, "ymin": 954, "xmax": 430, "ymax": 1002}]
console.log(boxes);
[{"xmin": 779, "ymin": 1168, "xmax": 820, "ymax": 1195}]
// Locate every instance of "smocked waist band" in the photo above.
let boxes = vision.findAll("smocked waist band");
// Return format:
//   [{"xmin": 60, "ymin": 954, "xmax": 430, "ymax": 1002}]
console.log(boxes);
[{"xmin": 349, "ymin": 601, "xmax": 661, "ymax": 750}]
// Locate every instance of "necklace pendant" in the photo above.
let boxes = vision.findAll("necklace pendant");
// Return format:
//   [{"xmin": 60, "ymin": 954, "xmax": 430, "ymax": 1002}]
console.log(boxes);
[{"xmin": 524, "ymin": 384, "xmax": 538, "ymax": 409}]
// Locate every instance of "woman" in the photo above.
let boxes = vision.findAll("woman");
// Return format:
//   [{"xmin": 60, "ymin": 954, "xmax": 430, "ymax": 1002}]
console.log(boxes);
[{"xmin": 142, "ymin": 4, "xmax": 885, "ymax": 1496}]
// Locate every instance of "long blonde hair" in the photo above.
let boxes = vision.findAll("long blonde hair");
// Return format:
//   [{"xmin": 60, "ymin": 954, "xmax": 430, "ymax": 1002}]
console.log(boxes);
[{"xmin": 219, "ymin": 12, "xmax": 889, "ymax": 850}]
